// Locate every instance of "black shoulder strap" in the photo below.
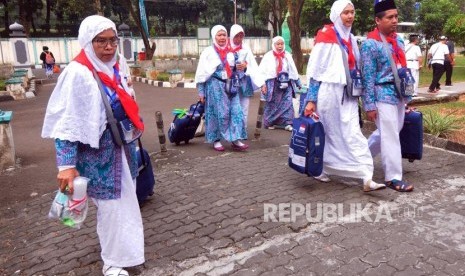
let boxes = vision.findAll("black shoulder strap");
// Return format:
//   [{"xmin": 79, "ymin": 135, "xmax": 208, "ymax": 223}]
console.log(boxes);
[{"xmin": 92, "ymin": 69, "xmax": 124, "ymax": 147}]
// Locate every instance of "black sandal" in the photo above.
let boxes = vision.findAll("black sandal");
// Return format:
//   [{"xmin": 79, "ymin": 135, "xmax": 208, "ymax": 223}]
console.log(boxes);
[{"xmin": 385, "ymin": 179, "xmax": 414, "ymax": 192}]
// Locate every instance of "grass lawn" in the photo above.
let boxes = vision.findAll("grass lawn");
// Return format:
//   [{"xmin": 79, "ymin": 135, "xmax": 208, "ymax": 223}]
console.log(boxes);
[
  {"xmin": 415, "ymin": 95, "xmax": 465, "ymax": 144},
  {"xmin": 418, "ymin": 54, "xmax": 465, "ymax": 87}
]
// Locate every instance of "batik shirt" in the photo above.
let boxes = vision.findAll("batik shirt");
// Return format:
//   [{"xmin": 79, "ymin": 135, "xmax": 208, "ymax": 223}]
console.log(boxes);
[{"xmin": 360, "ymin": 36, "xmax": 410, "ymax": 111}]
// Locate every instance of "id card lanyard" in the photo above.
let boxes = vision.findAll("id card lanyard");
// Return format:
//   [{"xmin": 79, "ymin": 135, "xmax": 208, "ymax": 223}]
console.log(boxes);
[
  {"xmin": 215, "ymin": 48, "xmax": 230, "ymax": 79},
  {"xmin": 102, "ymin": 67, "xmax": 123, "ymax": 106},
  {"xmin": 335, "ymin": 30, "xmax": 358, "ymax": 71}
]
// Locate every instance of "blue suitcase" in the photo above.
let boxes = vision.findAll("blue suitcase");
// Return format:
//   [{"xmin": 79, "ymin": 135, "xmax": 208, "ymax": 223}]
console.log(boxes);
[
  {"xmin": 136, "ymin": 140, "xmax": 155, "ymax": 204},
  {"xmin": 400, "ymin": 110, "xmax": 423, "ymax": 162},
  {"xmin": 168, "ymin": 102, "xmax": 204, "ymax": 145},
  {"xmin": 288, "ymin": 114, "xmax": 325, "ymax": 176}
]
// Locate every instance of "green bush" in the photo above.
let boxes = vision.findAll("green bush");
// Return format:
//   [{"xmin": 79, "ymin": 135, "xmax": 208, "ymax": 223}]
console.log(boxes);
[
  {"xmin": 157, "ymin": 72, "xmax": 169, "ymax": 82},
  {"xmin": 422, "ymin": 109, "xmax": 463, "ymax": 138},
  {"xmin": 0, "ymin": 79, "xmax": 5, "ymax": 91}
]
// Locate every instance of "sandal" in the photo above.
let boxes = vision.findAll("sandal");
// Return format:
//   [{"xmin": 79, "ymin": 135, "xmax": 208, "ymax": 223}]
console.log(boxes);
[
  {"xmin": 102, "ymin": 265, "xmax": 129, "ymax": 276},
  {"xmin": 363, "ymin": 179, "xmax": 386, "ymax": 192},
  {"xmin": 385, "ymin": 179, "xmax": 413, "ymax": 192}
]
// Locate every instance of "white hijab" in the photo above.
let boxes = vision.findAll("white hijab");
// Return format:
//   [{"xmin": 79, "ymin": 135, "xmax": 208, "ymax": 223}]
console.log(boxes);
[
  {"xmin": 306, "ymin": 0, "xmax": 359, "ymax": 85},
  {"xmin": 230, "ymin": 24, "xmax": 244, "ymax": 49},
  {"xmin": 195, "ymin": 25, "xmax": 228, "ymax": 83},
  {"xmin": 259, "ymin": 36, "xmax": 299, "ymax": 81},
  {"xmin": 78, "ymin": 15, "xmax": 118, "ymax": 78},
  {"xmin": 330, "ymin": 0, "xmax": 354, "ymax": 40}
]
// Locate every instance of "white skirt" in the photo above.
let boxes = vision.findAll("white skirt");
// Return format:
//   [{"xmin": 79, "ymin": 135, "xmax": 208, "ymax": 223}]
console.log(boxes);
[
  {"xmin": 317, "ymin": 82, "xmax": 374, "ymax": 180},
  {"xmin": 92, "ymin": 149, "xmax": 145, "ymax": 267}
]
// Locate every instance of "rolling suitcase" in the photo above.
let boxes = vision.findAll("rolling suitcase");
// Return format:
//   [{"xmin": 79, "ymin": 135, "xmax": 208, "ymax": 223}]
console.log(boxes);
[
  {"xmin": 400, "ymin": 109, "xmax": 423, "ymax": 162},
  {"xmin": 168, "ymin": 101, "xmax": 204, "ymax": 145},
  {"xmin": 288, "ymin": 113, "xmax": 325, "ymax": 177},
  {"xmin": 136, "ymin": 139, "xmax": 155, "ymax": 204}
]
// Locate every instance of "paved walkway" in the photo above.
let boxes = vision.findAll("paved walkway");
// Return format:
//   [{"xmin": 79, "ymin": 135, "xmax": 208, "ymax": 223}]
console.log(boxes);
[
  {"xmin": 1, "ymin": 145, "xmax": 465, "ymax": 275},
  {"xmin": 1, "ymin": 72, "xmax": 465, "ymax": 275}
]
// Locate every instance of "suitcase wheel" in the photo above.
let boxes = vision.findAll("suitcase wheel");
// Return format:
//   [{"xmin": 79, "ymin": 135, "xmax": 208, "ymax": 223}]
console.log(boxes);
[
  {"xmin": 175, "ymin": 141, "xmax": 180, "ymax": 146},
  {"xmin": 185, "ymin": 140, "xmax": 190, "ymax": 144},
  {"xmin": 408, "ymin": 159, "xmax": 414, "ymax": 163}
]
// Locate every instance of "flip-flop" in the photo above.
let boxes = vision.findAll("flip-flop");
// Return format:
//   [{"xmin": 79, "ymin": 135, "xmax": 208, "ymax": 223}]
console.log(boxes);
[{"xmin": 385, "ymin": 179, "xmax": 413, "ymax": 192}]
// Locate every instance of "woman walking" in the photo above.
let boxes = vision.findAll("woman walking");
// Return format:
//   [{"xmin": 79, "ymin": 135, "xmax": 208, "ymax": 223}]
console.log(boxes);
[
  {"xmin": 303, "ymin": 0, "xmax": 385, "ymax": 192},
  {"xmin": 259, "ymin": 36, "xmax": 301, "ymax": 131},
  {"xmin": 195, "ymin": 25, "xmax": 248, "ymax": 151}
]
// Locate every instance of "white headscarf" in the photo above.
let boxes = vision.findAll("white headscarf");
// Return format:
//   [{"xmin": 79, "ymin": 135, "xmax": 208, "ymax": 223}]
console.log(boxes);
[
  {"xmin": 272, "ymin": 36, "xmax": 286, "ymax": 53},
  {"xmin": 78, "ymin": 15, "xmax": 118, "ymax": 77},
  {"xmin": 330, "ymin": 0, "xmax": 354, "ymax": 40},
  {"xmin": 230, "ymin": 24, "xmax": 244, "ymax": 48},
  {"xmin": 211, "ymin": 25, "xmax": 228, "ymax": 49},
  {"xmin": 195, "ymin": 25, "xmax": 228, "ymax": 83}
]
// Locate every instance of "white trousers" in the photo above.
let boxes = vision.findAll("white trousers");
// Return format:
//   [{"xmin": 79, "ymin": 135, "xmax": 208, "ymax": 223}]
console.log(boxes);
[
  {"xmin": 239, "ymin": 95, "xmax": 250, "ymax": 128},
  {"xmin": 411, "ymin": 68, "xmax": 419, "ymax": 95},
  {"xmin": 368, "ymin": 100, "xmax": 406, "ymax": 182},
  {"xmin": 92, "ymin": 149, "xmax": 145, "ymax": 268}
]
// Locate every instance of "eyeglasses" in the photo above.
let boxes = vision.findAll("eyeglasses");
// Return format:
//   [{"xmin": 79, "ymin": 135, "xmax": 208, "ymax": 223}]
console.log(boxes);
[{"xmin": 92, "ymin": 37, "xmax": 119, "ymax": 47}]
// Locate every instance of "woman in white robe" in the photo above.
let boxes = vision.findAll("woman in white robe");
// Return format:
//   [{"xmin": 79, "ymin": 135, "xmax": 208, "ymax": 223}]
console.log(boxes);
[
  {"xmin": 42, "ymin": 15, "xmax": 144, "ymax": 275},
  {"xmin": 303, "ymin": 0, "xmax": 385, "ymax": 192}
]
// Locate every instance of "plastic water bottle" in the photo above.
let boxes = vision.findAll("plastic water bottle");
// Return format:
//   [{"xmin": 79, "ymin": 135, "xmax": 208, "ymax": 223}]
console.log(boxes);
[{"xmin": 72, "ymin": 176, "xmax": 89, "ymax": 201}]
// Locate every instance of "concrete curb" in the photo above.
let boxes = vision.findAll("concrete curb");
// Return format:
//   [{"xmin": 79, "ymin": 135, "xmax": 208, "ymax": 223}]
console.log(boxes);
[
  {"xmin": 132, "ymin": 76, "xmax": 197, "ymax": 89},
  {"xmin": 133, "ymin": 76, "xmax": 171, "ymax": 88}
]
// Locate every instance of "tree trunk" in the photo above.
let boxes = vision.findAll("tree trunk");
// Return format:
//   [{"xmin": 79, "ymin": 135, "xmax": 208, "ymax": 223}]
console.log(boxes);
[
  {"xmin": 18, "ymin": 0, "xmax": 30, "ymax": 36},
  {"xmin": 95, "ymin": 0, "xmax": 102, "ymax": 15},
  {"xmin": 123, "ymin": 0, "xmax": 155, "ymax": 60},
  {"xmin": 45, "ymin": 0, "xmax": 51, "ymax": 33},
  {"xmin": 287, "ymin": 0, "xmax": 304, "ymax": 73},
  {"xmin": 2, "ymin": 0, "xmax": 9, "ymax": 34}
]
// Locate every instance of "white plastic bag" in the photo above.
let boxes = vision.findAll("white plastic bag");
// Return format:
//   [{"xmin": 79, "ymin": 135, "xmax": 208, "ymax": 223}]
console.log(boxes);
[{"xmin": 48, "ymin": 190, "xmax": 88, "ymax": 229}]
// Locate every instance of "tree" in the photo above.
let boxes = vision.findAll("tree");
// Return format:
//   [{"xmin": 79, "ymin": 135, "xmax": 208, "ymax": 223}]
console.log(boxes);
[
  {"xmin": 253, "ymin": 0, "xmax": 287, "ymax": 37},
  {"xmin": 443, "ymin": 14, "xmax": 465, "ymax": 47},
  {"xmin": 418, "ymin": 0, "xmax": 459, "ymax": 39},
  {"xmin": 301, "ymin": 0, "xmax": 374, "ymax": 37},
  {"xmin": 286, "ymin": 0, "xmax": 304, "ymax": 72},
  {"xmin": 121, "ymin": 0, "xmax": 156, "ymax": 60}
]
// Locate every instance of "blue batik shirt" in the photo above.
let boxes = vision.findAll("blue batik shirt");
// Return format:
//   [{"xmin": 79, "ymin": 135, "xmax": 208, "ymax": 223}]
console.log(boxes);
[{"xmin": 360, "ymin": 36, "xmax": 411, "ymax": 111}]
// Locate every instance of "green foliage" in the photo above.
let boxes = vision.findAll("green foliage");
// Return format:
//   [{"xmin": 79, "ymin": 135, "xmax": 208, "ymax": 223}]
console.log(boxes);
[
  {"xmin": 421, "ymin": 109, "xmax": 463, "ymax": 138},
  {"xmin": 157, "ymin": 72, "xmax": 169, "ymax": 82},
  {"xmin": 418, "ymin": 0, "xmax": 460, "ymax": 39},
  {"xmin": 443, "ymin": 14, "xmax": 465, "ymax": 48},
  {"xmin": 300, "ymin": 0, "xmax": 377, "ymax": 36},
  {"xmin": 0, "ymin": 79, "xmax": 6, "ymax": 91}
]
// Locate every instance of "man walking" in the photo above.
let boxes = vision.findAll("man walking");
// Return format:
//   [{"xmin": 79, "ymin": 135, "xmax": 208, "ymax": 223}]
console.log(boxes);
[
  {"xmin": 405, "ymin": 34, "xmax": 423, "ymax": 96},
  {"xmin": 444, "ymin": 38, "xmax": 455, "ymax": 86},
  {"xmin": 427, "ymin": 36, "xmax": 451, "ymax": 93},
  {"xmin": 360, "ymin": 0, "xmax": 413, "ymax": 192}
]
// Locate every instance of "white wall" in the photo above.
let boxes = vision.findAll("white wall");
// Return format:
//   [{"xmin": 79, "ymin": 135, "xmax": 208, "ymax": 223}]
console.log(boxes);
[{"xmin": 0, "ymin": 37, "xmax": 315, "ymax": 66}]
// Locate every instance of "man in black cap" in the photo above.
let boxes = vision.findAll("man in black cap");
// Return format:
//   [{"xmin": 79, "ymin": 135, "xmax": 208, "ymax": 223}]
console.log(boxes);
[{"xmin": 359, "ymin": 0, "xmax": 414, "ymax": 192}]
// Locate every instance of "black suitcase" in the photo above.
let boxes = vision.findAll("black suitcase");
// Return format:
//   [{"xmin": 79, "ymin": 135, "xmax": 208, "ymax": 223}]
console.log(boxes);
[
  {"xmin": 168, "ymin": 101, "xmax": 204, "ymax": 145},
  {"xmin": 400, "ymin": 110, "xmax": 423, "ymax": 162},
  {"xmin": 136, "ymin": 139, "xmax": 155, "ymax": 204}
]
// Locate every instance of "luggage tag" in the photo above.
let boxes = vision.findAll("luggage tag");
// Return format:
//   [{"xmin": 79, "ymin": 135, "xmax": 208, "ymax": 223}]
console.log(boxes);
[{"xmin": 221, "ymin": 70, "xmax": 228, "ymax": 80}]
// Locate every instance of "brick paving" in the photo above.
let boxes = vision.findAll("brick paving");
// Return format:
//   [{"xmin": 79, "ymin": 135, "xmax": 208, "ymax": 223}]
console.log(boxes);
[{"xmin": 1, "ymin": 144, "xmax": 465, "ymax": 275}]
